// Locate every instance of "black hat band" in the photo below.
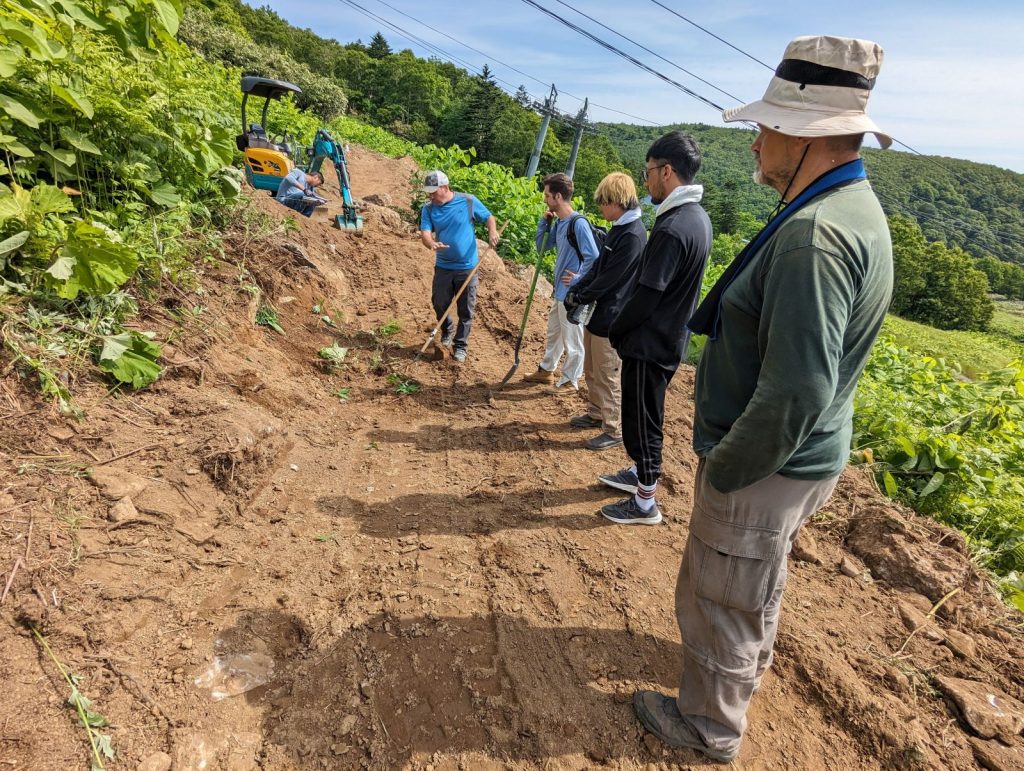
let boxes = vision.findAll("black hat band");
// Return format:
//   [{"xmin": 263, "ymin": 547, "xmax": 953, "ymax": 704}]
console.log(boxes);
[{"xmin": 775, "ymin": 59, "xmax": 875, "ymax": 91}]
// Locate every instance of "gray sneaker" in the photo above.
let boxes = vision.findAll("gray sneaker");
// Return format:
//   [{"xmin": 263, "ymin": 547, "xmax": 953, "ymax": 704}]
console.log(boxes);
[
  {"xmin": 598, "ymin": 467, "xmax": 639, "ymax": 494},
  {"xmin": 633, "ymin": 690, "xmax": 738, "ymax": 762},
  {"xmin": 600, "ymin": 497, "xmax": 662, "ymax": 525},
  {"xmin": 585, "ymin": 432, "xmax": 623, "ymax": 451},
  {"xmin": 440, "ymin": 329, "xmax": 455, "ymax": 347},
  {"xmin": 452, "ymin": 348, "xmax": 466, "ymax": 363}
]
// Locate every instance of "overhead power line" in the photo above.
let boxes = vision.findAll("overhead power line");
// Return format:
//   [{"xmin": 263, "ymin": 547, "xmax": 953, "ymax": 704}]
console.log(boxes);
[
  {"xmin": 646, "ymin": 0, "xmax": 773, "ymax": 70},
  {"xmin": 552, "ymin": 0, "xmax": 747, "ymax": 105},
  {"xmin": 361, "ymin": 0, "xmax": 660, "ymax": 125},
  {"xmin": 519, "ymin": 0, "xmax": 732, "ymax": 116}
]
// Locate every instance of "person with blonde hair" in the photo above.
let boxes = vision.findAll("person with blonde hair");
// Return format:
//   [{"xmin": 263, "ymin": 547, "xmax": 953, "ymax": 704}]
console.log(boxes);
[{"xmin": 563, "ymin": 172, "xmax": 647, "ymax": 450}]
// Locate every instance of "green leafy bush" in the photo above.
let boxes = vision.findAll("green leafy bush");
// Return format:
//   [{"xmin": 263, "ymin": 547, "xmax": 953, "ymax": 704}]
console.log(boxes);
[{"xmin": 853, "ymin": 337, "xmax": 1024, "ymax": 608}]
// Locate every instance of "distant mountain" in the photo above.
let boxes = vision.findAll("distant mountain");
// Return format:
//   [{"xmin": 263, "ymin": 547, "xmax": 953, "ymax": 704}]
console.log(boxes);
[{"xmin": 598, "ymin": 122, "xmax": 1024, "ymax": 265}]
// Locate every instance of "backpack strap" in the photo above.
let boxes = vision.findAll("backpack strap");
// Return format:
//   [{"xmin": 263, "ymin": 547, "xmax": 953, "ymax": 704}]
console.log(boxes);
[
  {"xmin": 565, "ymin": 213, "xmax": 586, "ymax": 268},
  {"xmin": 427, "ymin": 193, "xmax": 474, "ymax": 231}
]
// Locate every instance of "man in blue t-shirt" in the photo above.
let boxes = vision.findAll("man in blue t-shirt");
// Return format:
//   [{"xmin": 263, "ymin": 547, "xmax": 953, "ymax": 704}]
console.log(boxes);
[
  {"xmin": 275, "ymin": 168, "xmax": 325, "ymax": 217},
  {"xmin": 419, "ymin": 170, "xmax": 499, "ymax": 362}
]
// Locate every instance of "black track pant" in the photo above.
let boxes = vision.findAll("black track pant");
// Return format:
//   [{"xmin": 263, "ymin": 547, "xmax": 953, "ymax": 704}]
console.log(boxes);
[{"xmin": 620, "ymin": 357, "xmax": 676, "ymax": 487}]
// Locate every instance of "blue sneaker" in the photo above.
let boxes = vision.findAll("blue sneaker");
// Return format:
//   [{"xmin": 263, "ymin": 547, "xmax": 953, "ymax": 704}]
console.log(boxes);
[{"xmin": 598, "ymin": 467, "xmax": 639, "ymax": 494}]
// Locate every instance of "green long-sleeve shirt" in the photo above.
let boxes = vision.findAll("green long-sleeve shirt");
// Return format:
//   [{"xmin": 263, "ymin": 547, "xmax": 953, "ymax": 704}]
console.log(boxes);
[{"xmin": 693, "ymin": 180, "xmax": 893, "ymax": 493}]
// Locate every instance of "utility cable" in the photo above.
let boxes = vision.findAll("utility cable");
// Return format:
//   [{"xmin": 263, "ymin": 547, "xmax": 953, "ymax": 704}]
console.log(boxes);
[
  {"xmin": 646, "ymin": 0, "xmax": 774, "ymax": 70},
  {"xmin": 552, "ymin": 0, "xmax": 747, "ymax": 105},
  {"xmin": 361, "ymin": 0, "xmax": 660, "ymax": 125},
  {"xmin": 519, "ymin": 0, "xmax": 729, "ymax": 115}
]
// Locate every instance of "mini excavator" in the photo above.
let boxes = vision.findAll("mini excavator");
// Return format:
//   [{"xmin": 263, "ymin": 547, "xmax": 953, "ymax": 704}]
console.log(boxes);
[{"xmin": 236, "ymin": 75, "xmax": 363, "ymax": 231}]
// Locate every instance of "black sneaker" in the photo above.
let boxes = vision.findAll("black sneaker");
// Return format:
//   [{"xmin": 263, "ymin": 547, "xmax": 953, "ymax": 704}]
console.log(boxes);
[
  {"xmin": 600, "ymin": 497, "xmax": 662, "ymax": 525},
  {"xmin": 585, "ymin": 433, "xmax": 623, "ymax": 451},
  {"xmin": 598, "ymin": 467, "xmax": 639, "ymax": 494},
  {"xmin": 569, "ymin": 413, "xmax": 602, "ymax": 429}
]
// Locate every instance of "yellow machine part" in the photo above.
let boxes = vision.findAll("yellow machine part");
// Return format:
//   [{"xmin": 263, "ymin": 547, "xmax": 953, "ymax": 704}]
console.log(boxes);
[{"xmin": 244, "ymin": 147, "xmax": 293, "ymax": 179}]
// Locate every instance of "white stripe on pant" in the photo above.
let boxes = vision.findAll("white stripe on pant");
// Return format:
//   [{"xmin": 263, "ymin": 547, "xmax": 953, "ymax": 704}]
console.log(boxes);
[
  {"xmin": 539, "ymin": 299, "xmax": 585, "ymax": 386},
  {"xmin": 674, "ymin": 460, "xmax": 839, "ymax": 757}
]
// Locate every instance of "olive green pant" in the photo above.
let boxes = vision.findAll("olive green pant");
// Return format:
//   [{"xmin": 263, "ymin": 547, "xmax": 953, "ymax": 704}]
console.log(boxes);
[{"xmin": 674, "ymin": 459, "xmax": 839, "ymax": 757}]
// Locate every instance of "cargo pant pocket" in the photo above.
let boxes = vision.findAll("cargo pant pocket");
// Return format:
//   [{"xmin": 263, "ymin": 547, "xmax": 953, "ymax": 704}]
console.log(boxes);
[{"xmin": 689, "ymin": 509, "xmax": 781, "ymax": 614}]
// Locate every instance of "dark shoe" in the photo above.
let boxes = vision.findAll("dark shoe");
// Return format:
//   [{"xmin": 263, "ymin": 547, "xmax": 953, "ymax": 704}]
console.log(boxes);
[
  {"xmin": 585, "ymin": 432, "xmax": 623, "ymax": 451},
  {"xmin": 440, "ymin": 329, "xmax": 455, "ymax": 347},
  {"xmin": 452, "ymin": 348, "xmax": 467, "ymax": 363},
  {"xmin": 601, "ymin": 497, "xmax": 662, "ymax": 525},
  {"xmin": 569, "ymin": 413, "xmax": 602, "ymax": 429},
  {"xmin": 523, "ymin": 367, "xmax": 555, "ymax": 384},
  {"xmin": 598, "ymin": 467, "xmax": 639, "ymax": 494},
  {"xmin": 633, "ymin": 690, "xmax": 737, "ymax": 762}
]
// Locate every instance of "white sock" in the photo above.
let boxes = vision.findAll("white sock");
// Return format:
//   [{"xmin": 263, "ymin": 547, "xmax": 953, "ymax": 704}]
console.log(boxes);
[{"xmin": 635, "ymin": 481, "xmax": 657, "ymax": 511}]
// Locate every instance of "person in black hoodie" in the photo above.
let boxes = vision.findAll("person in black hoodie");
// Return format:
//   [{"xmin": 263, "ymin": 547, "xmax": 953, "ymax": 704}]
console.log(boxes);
[
  {"xmin": 598, "ymin": 131, "xmax": 712, "ymax": 525},
  {"xmin": 565, "ymin": 172, "xmax": 647, "ymax": 451}
]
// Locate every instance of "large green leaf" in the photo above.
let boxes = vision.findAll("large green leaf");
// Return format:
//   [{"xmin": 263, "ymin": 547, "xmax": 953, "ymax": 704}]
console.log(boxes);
[
  {"xmin": 31, "ymin": 183, "xmax": 75, "ymax": 216},
  {"xmin": 919, "ymin": 472, "xmax": 946, "ymax": 498},
  {"xmin": 0, "ymin": 230, "xmax": 30, "ymax": 257},
  {"xmin": 0, "ymin": 185, "xmax": 32, "ymax": 223},
  {"xmin": 149, "ymin": 0, "xmax": 181, "ymax": 36},
  {"xmin": 0, "ymin": 92, "xmax": 42, "ymax": 128},
  {"xmin": 50, "ymin": 82, "xmax": 94, "ymax": 118},
  {"xmin": 97, "ymin": 331, "xmax": 161, "ymax": 389},
  {"xmin": 0, "ymin": 50, "xmax": 19, "ymax": 78},
  {"xmin": 46, "ymin": 222, "xmax": 139, "ymax": 299},
  {"xmin": 59, "ymin": 127, "xmax": 101, "ymax": 155},
  {"xmin": 149, "ymin": 181, "xmax": 180, "ymax": 208},
  {"xmin": 40, "ymin": 143, "xmax": 77, "ymax": 167}
]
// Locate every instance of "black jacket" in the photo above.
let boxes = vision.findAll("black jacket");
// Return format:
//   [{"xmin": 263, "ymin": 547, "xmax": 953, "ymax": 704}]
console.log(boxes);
[{"xmin": 571, "ymin": 217, "xmax": 647, "ymax": 337}]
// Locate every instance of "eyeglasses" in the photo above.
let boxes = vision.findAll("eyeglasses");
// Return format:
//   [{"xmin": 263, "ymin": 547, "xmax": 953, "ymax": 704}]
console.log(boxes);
[{"xmin": 642, "ymin": 163, "xmax": 669, "ymax": 181}]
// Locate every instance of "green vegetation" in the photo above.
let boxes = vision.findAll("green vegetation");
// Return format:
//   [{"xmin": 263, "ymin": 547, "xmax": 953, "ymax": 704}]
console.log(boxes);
[
  {"xmin": 853, "ymin": 340, "xmax": 1024, "ymax": 610},
  {"xmin": 1, "ymin": 0, "xmax": 245, "ymax": 410},
  {"xmin": 882, "ymin": 315, "xmax": 1024, "ymax": 378}
]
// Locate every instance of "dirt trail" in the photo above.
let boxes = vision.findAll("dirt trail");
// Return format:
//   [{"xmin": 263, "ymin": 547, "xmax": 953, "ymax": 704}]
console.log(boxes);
[{"xmin": 1, "ymin": 147, "xmax": 1022, "ymax": 771}]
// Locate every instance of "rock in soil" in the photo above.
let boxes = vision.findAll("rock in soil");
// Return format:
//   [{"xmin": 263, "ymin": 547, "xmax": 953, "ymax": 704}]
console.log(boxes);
[
  {"xmin": 792, "ymin": 530, "xmax": 822, "ymax": 564},
  {"xmin": 108, "ymin": 496, "xmax": 139, "ymax": 522},
  {"xmin": 934, "ymin": 675, "xmax": 1024, "ymax": 742},
  {"xmin": 89, "ymin": 466, "xmax": 151, "ymax": 500},
  {"xmin": 137, "ymin": 751, "xmax": 172, "ymax": 771},
  {"xmin": 969, "ymin": 737, "xmax": 1024, "ymax": 771}
]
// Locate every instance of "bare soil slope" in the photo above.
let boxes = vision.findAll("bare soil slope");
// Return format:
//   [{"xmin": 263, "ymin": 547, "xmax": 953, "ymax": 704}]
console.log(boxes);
[{"xmin": 1, "ymin": 146, "xmax": 1022, "ymax": 771}]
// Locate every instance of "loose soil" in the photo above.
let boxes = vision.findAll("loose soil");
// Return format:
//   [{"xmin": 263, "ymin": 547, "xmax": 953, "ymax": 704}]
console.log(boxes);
[{"xmin": 1, "ymin": 145, "xmax": 1022, "ymax": 771}]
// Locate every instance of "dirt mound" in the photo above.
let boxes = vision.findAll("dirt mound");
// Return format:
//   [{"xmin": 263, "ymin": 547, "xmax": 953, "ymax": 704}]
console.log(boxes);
[{"xmin": 1, "ymin": 145, "xmax": 1021, "ymax": 770}]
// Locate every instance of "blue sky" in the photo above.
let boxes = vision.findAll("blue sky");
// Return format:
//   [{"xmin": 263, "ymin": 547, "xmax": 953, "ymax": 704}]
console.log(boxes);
[{"xmin": 250, "ymin": 1, "xmax": 1024, "ymax": 173}]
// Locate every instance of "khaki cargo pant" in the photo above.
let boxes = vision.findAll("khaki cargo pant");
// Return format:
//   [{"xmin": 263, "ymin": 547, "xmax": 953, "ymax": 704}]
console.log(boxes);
[
  {"xmin": 582, "ymin": 330, "xmax": 622, "ymax": 437},
  {"xmin": 675, "ymin": 459, "xmax": 839, "ymax": 757}
]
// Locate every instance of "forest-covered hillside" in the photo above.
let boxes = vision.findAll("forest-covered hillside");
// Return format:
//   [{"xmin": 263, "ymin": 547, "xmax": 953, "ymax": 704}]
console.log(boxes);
[
  {"xmin": 601, "ymin": 122, "xmax": 1024, "ymax": 265},
  {"xmin": 192, "ymin": 0, "xmax": 1024, "ymax": 266}
]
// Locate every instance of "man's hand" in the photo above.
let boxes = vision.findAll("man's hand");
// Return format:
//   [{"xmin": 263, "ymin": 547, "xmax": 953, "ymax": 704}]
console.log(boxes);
[
  {"xmin": 560, "ymin": 270, "xmax": 576, "ymax": 287},
  {"xmin": 543, "ymin": 210, "xmax": 556, "ymax": 224},
  {"xmin": 488, "ymin": 231, "xmax": 500, "ymax": 249},
  {"xmin": 431, "ymin": 241, "xmax": 449, "ymax": 251}
]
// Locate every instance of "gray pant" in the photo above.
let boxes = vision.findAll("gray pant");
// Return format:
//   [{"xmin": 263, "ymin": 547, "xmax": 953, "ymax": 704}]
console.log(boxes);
[
  {"xmin": 431, "ymin": 267, "xmax": 478, "ymax": 351},
  {"xmin": 675, "ymin": 459, "xmax": 838, "ymax": 757}
]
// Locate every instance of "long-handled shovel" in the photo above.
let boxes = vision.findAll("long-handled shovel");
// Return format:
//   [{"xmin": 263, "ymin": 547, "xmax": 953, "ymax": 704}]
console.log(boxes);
[
  {"xmin": 414, "ymin": 260, "xmax": 482, "ymax": 362},
  {"xmin": 499, "ymin": 222, "xmax": 555, "ymax": 386},
  {"xmin": 414, "ymin": 221, "xmax": 508, "ymax": 363}
]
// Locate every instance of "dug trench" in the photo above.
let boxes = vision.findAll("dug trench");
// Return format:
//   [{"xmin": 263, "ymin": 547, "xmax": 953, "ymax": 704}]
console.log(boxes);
[{"xmin": 1, "ymin": 145, "xmax": 1022, "ymax": 771}]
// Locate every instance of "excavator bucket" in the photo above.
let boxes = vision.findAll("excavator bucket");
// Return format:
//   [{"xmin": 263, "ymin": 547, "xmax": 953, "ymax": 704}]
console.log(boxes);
[{"xmin": 334, "ymin": 210, "xmax": 364, "ymax": 231}]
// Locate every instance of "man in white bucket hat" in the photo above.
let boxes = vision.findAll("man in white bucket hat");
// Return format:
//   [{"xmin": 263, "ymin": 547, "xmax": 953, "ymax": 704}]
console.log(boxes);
[{"xmin": 633, "ymin": 36, "xmax": 894, "ymax": 762}]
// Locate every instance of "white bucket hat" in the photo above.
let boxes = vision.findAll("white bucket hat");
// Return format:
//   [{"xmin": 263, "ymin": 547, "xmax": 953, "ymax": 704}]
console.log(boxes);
[{"xmin": 723, "ymin": 35, "xmax": 892, "ymax": 149}]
